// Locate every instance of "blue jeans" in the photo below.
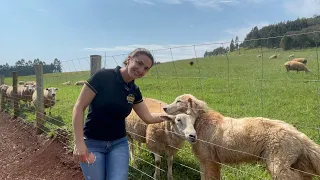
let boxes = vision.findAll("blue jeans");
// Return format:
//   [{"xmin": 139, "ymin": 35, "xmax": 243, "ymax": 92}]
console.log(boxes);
[{"xmin": 80, "ymin": 136, "xmax": 129, "ymax": 180}]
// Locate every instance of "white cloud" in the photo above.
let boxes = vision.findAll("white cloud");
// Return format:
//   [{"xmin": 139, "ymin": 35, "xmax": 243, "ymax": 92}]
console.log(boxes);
[
  {"xmin": 225, "ymin": 21, "xmax": 270, "ymax": 41},
  {"xmin": 83, "ymin": 40, "xmax": 230, "ymax": 68},
  {"xmin": 133, "ymin": 0, "xmax": 155, "ymax": 5},
  {"xmin": 283, "ymin": 0, "xmax": 320, "ymax": 18}
]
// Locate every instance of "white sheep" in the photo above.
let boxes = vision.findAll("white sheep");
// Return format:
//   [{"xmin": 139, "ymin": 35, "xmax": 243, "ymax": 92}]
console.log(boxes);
[
  {"xmin": 17, "ymin": 84, "xmax": 36, "ymax": 107},
  {"xmin": 126, "ymin": 98, "xmax": 197, "ymax": 180},
  {"xmin": 269, "ymin": 54, "xmax": 277, "ymax": 59},
  {"xmin": 257, "ymin": 55, "xmax": 261, "ymax": 58},
  {"xmin": 74, "ymin": 80, "xmax": 86, "ymax": 86},
  {"xmin": 284, "ymin": 61, "xmax": 310, "ymax": 73},
  {"xmin": 32, "ymin": 87, "xmax": 58, "ymax": 115},
  {"xmin": 0, "ymin": 84, "xmax": 9, "ymax": 103},
  {"xmin": 5, "ymin": 85, "xmax": 14, "ymax": 107},
  {"xmin": 289, "ymin": 54, "xmax": 295, "ymax": 58},
  {"xmin": 61, "ymin": 81, "xmax": 71, "ymax": 85}
]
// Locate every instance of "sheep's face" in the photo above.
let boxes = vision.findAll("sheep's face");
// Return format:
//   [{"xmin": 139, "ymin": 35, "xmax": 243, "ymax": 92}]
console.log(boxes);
[
  {"xmin": 163, "ymin": 94, "xmax": 207, "ymax": 117},
  {"xmin": 0, "ymin": 85, "xmax": 9, "ymax": 93},
  {"xmin": 46, "ymin": 87, "xmax": 58, "ymax": 97},
  {"xmin": 160, "ymin": 114, "xmax": 197, "ymax": 144},
  {"xmin": 24, "ymin": 84, "xmax": 35, "ymax": 93}
]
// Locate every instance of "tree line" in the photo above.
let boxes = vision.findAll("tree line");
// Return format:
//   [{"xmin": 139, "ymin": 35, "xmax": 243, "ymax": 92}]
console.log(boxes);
[
  {"xmin": 0, "ymin": 58, "xmax": 62, "ymax": 77},
  {"xmin": 205, "ymin": 15, "xmax": 320, "ymax": 57}
]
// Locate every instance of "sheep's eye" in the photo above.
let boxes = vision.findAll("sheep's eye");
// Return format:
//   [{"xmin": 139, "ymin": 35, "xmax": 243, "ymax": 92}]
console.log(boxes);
[
  {"xmin": 177, "ymin": 119, "xmax": 181, "ymax": 122},
  {"xmin": 176, "ymin": 100, "xmax": 181, "ymax": 103}
]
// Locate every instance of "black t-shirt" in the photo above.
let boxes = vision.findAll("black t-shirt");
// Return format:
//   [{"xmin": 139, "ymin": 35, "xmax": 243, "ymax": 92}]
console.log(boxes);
[{"xmin": 83, "ymin": 66, "xmax": 143, "ymax": 141}]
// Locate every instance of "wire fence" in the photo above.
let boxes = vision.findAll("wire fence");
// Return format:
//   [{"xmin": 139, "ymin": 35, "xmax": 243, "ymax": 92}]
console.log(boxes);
[{"xmin": 1, "ymin": 30, "xmax": 320, "ymax": 179}]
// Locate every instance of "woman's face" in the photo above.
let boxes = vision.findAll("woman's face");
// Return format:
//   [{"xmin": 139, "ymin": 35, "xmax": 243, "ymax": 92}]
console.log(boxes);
[{"xmin": 127, "ymin": 54, "xmax": 152, "ymax": 79}]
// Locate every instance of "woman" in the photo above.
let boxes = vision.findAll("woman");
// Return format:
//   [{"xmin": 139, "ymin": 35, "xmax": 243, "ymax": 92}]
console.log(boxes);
[{"xmin": 72, "ymin": 48, "xmax": 169, "ymax": 180}]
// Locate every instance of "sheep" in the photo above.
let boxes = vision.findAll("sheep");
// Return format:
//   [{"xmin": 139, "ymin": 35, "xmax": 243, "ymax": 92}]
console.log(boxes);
[
  {"xmin": 284, "ymin": 61, "xmax": 310, "ymax": 73},
  {"xmin": 126, "ymin": 98, "xmax": 166, "ymax": 164},
  {"xmin": 0, "ymin": 84, "xmax": 9, "ymax": 103},
  {"xmin": 126, "ymin": 98, "xmax": 197, "ymax": 180},
  {"xmin": 32, "ymin": 87, "xmax": 58, "ymax": 115},
  {"xmin": 61, "ymin": 81, "xmax": 71, "ymax": 85},
  {"xmin": 164, "ymin": 94, "xmax": 320, "ymax": 180},
  {"xmin": 5, "ymin": 85, "xmax": 14, "ymax": 107},
  {"xmin": 291, "ymin": 57, "xmax": 307, "ymax": 65},
  {"xmin": 289, "ymin": 54, "xmax": 294, "ymax": 58},
  {"xmin": 25, "ymin": 81, "xmax": 36, "ymax": 86},
  {"xmin": 74, "ymin": 80, "xmax": 86, "ymax": 86},
  {"xmin": 269, "ymin": 54, "xmax": 277, "ymax": 59},
  {"xmin": 257, "ymin": 55, "xmax": 261, "ymax": 58},
  {"xmin": 17, "ymin": 84, "xmax": 36, "ymax": 107}
]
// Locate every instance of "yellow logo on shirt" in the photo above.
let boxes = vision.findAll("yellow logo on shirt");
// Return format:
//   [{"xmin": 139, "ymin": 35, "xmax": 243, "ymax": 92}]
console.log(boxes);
[{"xmin": 127, "ymin": 94, "xmax": 135, "ymax": 104}]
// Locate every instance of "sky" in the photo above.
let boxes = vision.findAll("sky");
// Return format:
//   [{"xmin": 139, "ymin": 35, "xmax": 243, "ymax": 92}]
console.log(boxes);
[{"xmin": 1, "ymin": 0, "xmax": 320, "ymax": 72}]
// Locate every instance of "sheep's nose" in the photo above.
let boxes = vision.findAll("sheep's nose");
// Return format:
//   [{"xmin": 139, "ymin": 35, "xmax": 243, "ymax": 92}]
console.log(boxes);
[
  {"xmin": 189, "ymin": 134, "xmax": 197, "ymax": 139},
  {"xmin": 163, "ymin": 107, "xmax": 167, "ymax": 112}
]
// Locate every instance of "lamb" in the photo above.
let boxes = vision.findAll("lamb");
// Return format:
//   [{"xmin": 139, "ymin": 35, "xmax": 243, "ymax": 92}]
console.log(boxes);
[
  {"xmin": 291, "ymin": 57, "xmax": 307, "ymax": 65},
  {"xmin": 61, "ymin": 81, "xmax": 71, "ymax": 85},
  {"xmin": 32, "ymin": 87, "xmax": 58, "ymax": 115},
  {"xmin": 284, "ymin": 61, "xmax": 310, "ymax": 73},
  {"xmin": 164, "ymin": 94, "xmax": 320, "ymax": 180},
  {"xmin": 17, "ymin": 84, "xmax": 36, "ymax": 107},
  {"xmin": 74, "ymin": 80, "xmax": 86, "ymax": 86},
  {"xmin": 126, "ymin": 98, "xmax": 197, "ymax": 180}
]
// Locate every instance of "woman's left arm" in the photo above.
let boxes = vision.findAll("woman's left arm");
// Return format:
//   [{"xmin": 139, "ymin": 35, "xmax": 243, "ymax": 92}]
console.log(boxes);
[{"xmin": 132, "ymin": 101, "xmax": 173, "ymax": 124}]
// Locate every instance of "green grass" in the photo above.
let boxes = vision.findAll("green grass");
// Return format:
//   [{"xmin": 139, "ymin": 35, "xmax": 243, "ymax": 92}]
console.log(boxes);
[{"xmin": 3, "ymin": 48, "xmax": 320, "ymax": 180}]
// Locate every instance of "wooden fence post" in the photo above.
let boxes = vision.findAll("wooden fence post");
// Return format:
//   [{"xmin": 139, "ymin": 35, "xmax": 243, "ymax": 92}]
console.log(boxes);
[
  {"xmin": 12, "ymin": 72, "xmax": 19, "ymax": 119},
  {"xmin": 35, "ymin": 64, "xmax": 44, "ymax": 134},
  {"xmin": 0, "ymin": 75, "xmax": 4, "ymax": 112},
  {"xmin": 90, "ymin": 55, "xmax": 102, "ymax": 76}
]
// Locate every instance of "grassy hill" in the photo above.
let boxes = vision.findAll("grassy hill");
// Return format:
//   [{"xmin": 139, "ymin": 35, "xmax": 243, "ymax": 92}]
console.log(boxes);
[{"xmin": 3, "ymin": 48, "xmax": 320, "ymax": 180}]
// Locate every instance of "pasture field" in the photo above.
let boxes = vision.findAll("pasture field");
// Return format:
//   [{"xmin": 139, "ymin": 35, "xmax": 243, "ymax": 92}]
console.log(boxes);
[{"xmin": 3, "ymin": 48, "xmax": 320, "ymax": 179}]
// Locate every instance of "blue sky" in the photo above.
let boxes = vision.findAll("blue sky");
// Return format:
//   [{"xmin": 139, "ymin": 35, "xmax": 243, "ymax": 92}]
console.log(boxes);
[{"xmin": 1, "ymin": 0, "xmax": 319, "ymax": 72}]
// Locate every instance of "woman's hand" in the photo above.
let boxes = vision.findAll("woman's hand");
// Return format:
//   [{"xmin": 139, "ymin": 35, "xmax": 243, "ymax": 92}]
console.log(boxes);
[{"xmin": 73, "ymin": 141, "xmax": 89, "ymax": 163}]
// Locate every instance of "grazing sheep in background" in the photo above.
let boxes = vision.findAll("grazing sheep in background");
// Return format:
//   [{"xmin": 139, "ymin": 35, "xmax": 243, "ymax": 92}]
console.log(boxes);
[
  {"xmin": 18, "ymin": 84, "xmax": 35, "ymax": 107},
  {"xmin": 32, "ymin": 87, "xmax": 58, "ymax": 115},
  {"xmin": 74, "ymin": 80, "xmax": 86, "ymax": 86},
  {"xmin": 291, "ymin": 57, "xmax": 307, "ymax": 65},
  {"xmin": 18, "ymin": 81, "xmax": 25, "ymax": 85},
  {"xmin": 257, "ymin": 55, "xmax": 261, "ymax": 58},
  {"xmin": 289, "ymin": 54, "xmax": 295, "ymax": 58},
  {"xmin": 126, "ymin": 98, "xmax": 197, "ymax": 180},
  {"xmin": 62, "ymin": 81, "xmax": 71, "ymax": 85},
  {"xmin": 284, "ymin": 61, "xmax": 310, "ymax": 73},
  {"xmin": 269, "ymin": 54, "xmax": 277, "ymax": 59},
  {"xmin": 163, "ymin": 94, "xmax": 320, "ymax": 180},
  {"xmin": 189, "ymin": 61, "xmax": 194, "ymax": 66},
  {"xmin": 0, "ymin": 84, "xmax": 9, "ymax": 103}
]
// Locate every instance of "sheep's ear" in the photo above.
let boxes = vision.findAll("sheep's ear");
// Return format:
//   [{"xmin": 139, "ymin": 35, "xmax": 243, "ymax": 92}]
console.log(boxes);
[{"xmin": 160, "ymin": 115, "xmax": 175, "ymax": 122}]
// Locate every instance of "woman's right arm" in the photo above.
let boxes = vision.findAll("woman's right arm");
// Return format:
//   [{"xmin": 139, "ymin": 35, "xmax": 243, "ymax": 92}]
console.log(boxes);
[
  {"xmin": 72, "ymin": 84, "xmax": 96, "ymax": 162},
  {"xmin": 72, "ymin": 84, "xmax": 96, "ymax": 143}
]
